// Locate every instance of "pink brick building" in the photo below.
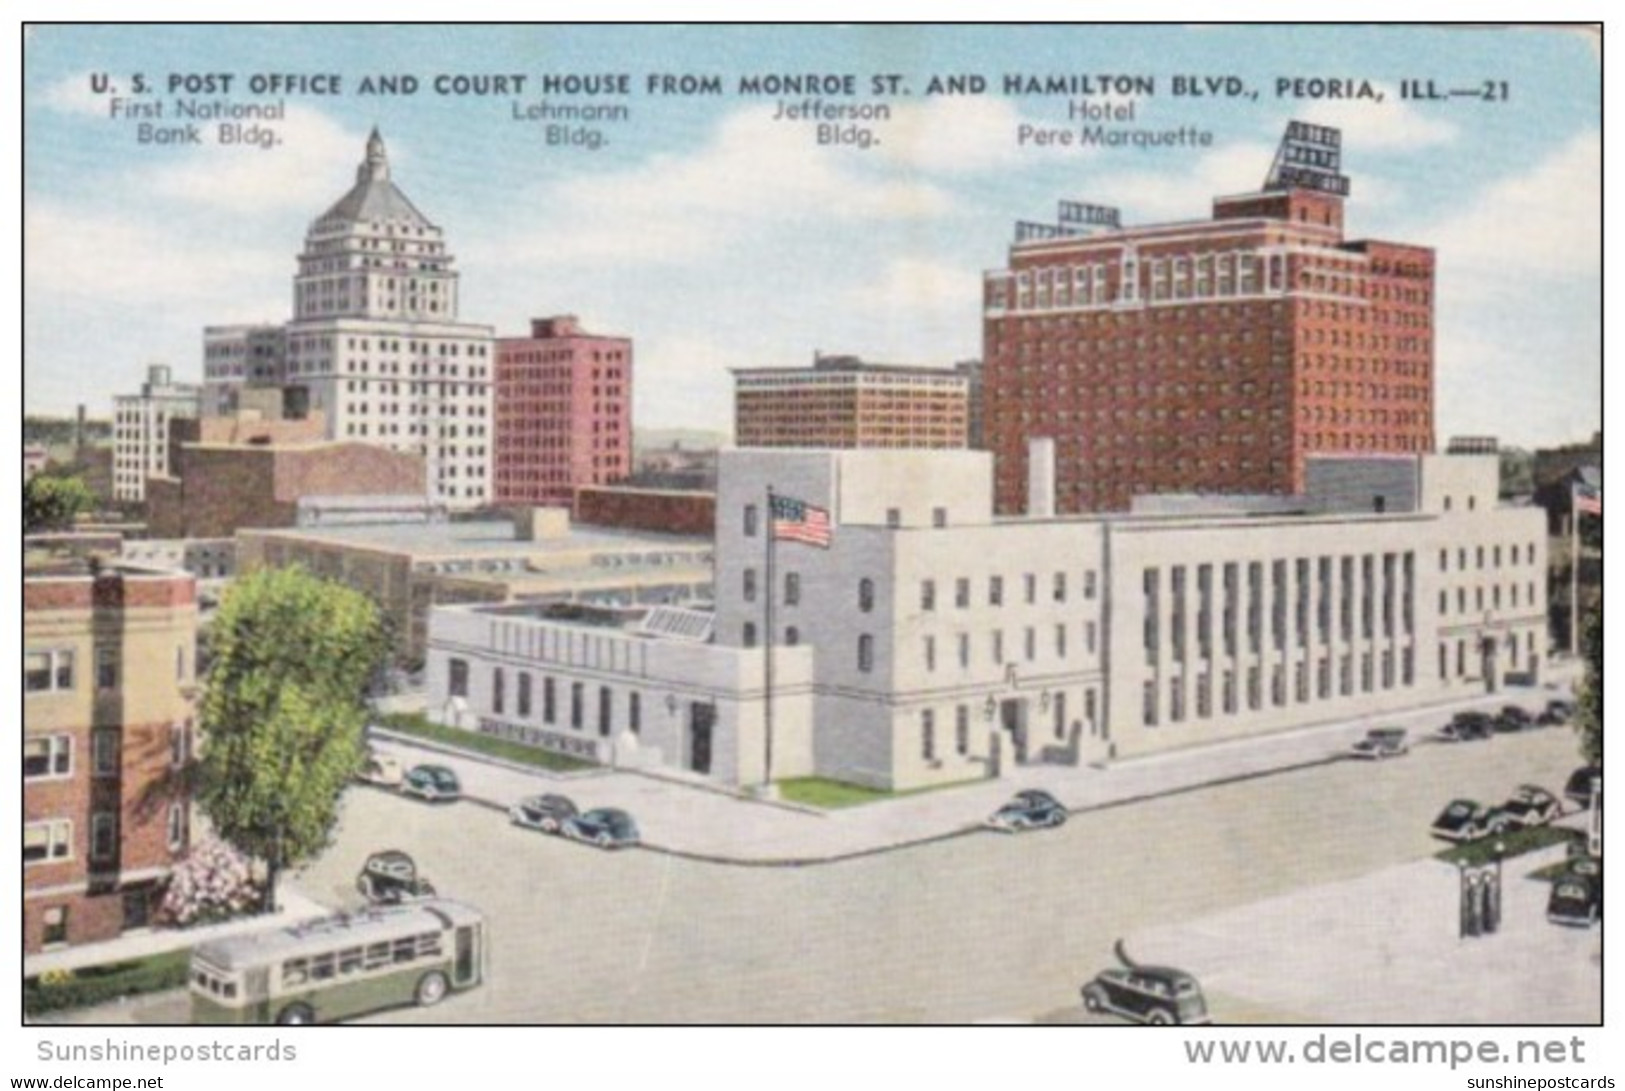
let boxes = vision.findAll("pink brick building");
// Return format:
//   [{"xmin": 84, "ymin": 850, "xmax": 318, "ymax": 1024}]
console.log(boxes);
[{"xmin": 495, "ymin": 316, "xmax": 632, "ymax": 508}]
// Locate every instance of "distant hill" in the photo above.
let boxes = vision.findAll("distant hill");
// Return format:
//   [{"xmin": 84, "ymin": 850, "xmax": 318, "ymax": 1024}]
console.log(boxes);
[{"xmin": 635, "ymin": 428, "xmax": 729, "ymax": 453}]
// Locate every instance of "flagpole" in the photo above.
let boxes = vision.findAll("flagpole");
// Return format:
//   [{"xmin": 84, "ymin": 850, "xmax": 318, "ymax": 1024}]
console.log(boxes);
[
  {"xmin": 1571, "ymin": 481, "xmax": 1581, "ymax": 656},
  {"xmin": 764, "ymin": 484, "xmax": 776, "ymax": 789}
]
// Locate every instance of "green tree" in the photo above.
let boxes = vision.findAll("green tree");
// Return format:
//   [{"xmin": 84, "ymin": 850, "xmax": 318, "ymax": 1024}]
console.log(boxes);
[
  {"xmin": 23, "ymin": 474, "xmax": 95, "ymax": 533},
  {"xmin": 198, "ymin": 565, "xmax": 389, "ymax": 912},
  {"xmin": 1497, "ymin": 446, "xmax": 1534, "ymax": 499},
  {"xmin": 1576, "ymin": 603, "xmax": 1602, "ymax": 766}
]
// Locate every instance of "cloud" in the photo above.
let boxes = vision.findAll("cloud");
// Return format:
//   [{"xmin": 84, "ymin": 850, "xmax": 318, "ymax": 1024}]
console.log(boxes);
[
  {"xmin": 142, "ymin": 106, "xmax": 371, "ymax": 213},
  {"xmin": 469, "ymin": 105, "xmax": 955, "ymax": 268},
  {"xmin": 1299, "ymin": 89, "xmax": 1457, "ymax": 151},
  {"xmin": 876, "ymin": 96, "xmax": 1092, "ymax": 173},
  {"xmin": 38, "ymin": 71, "xmax": 106, "ymax": 117},
  {"xmin": 1087, "ymin": 141, "xmax": 1278, "ymax": 223},
  {"xmin": 852, "ymin": 256, "xmax": 981, "ymax": 315},
  {"xmin": 1415, "ymin": 129, "xmax": 1599, "ymax": 280}
]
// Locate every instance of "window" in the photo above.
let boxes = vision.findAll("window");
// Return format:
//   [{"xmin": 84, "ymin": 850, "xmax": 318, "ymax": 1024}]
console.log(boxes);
[
  {"xmin": 167, "ymin": 803, "xmax": 188, "ymax": 852},
  {"xmin": 1083, "ymin": 571, "xmax": 1098, "ymax": 599},
  {"xmin": 629, "ymin": 692, "xmax": 641, "ymax": 734},
  {"xmin": 956, "ymin": 706, "xmax": 970, "ymax": 755},
  {"xmin": 955, "ymin": 579, "xmax": 970, "ymax": 608},
  {"xmin": 957, "ymin": 633, "xmax": 970, "ymax": 669},
  {"xmin": 170, "ymin": 722, "xmax": 189, "ymax": 768},
  {"xmin": 571, "ymin": 682, "xmax": 584, "ymax": 728},
  {"xmin": 1055, "ymin": 624, "xmax": 1067, "ymax": 658},
  {"xmin": 921, "ymin": 710, "xmax": 936, "ymax": 761},
  {"xmin": 744, "ymin": 504, "xmax": 758, "ymax": 537},
  {"xmin": 743, "ymin": 622, "xmax": 757, "ymax": 647},
  {"xmin": 886, "ymin": 508, "xmax": 901, "ymax": 528},
  {"xmin": 785, "ymin": 626, "xmax": 799, "ymax": 646},
  {"xmin": 91, "ymin": 813, "xmax": 117, "ymax": 862},
  {"xmin": 989, "ymin": 576, "xmax": 1004, "ymax": 606},
  {"xmin": 1085, "ymin": 621, "xmax": 1098, "ymax": 654},
  {"xmin": 858, "ymin": 578, "xmax": 875, "ymax": 613},
  {"xmin": 1054, "ymin": 572, "xmax": 1067, "ymax": 602},
  {"xmin": 42, "ymin": 906, "xmax": 68, "ymax": 947},
  {"xmin": 1024, "ymin": 574, "xmax": 1037, "ymax": 604},
  {"xmin": 921, "ymin": 580, "xmax": 936, "ymax": 611},
  {"xmin": 492, "ymin": 668, "xmax": 505, "ymax": 714},
  {"xmin": 518, "ymin": 673, "xmax": 532, "ymax": 718},
  {"xmin": 992, "ymin": 630, "xmax": 1005, "ymax": 664},
  {"xmin": 24, "ymin": 735, "xmax": 71, "ymax": 780},
  {"xmin": 743, "ymin": 568, "xmax": 757, "ymax": 603},
  {"xmin": 25, "ymin": 649, "xmax": 74, "ymax": 694},
  {"xmin": 599, "ymin": 687, "xmax": 612, "ymax": 737},
  {"xmin": 933, "ymin": 507, "xmax": 947, "ymax": 528},
  {"xmin": 924, "ymin": 636, "xmax": 936, "ymax": 672},
  {"xmin": 448, "ymin": 658, "xmax": 469, "ymax": 698},
  {"xmin": 543, "ymin": 677, "xmax": 557, "ymax": 723},
  {"xmin": 93, "ymin": 730, "xmax": 119, "ymax": 777},
  {"xmin": 784, "ymin": 573, "xmax": 800, "ymax": 606},
  {"xmin": 96, "ymin": 646, "xmax": 119, "ymax": 690},
  {"xmin": 858, "ymin": 634, "xmax": 874, "ymax": 673},
  {"xmin": 1024, "ymin": 627, "xmax": 1036, "ymax": 661},
  {"xmin": 25, "ymin": 820, "xmax": 72, "ymax": 865}
]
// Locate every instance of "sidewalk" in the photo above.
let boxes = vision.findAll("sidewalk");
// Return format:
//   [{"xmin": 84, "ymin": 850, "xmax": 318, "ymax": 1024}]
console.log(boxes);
[
  {"xmin": 371, "ymin": 680, "xmax": 1578, "ymax": 865},
  {"xmin": 24, "ymin": 887, "xmax": 330, "ymax": 980}
]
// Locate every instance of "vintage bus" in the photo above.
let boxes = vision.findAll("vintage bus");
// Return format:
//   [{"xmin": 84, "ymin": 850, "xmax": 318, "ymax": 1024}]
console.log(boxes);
[{"xmin": 190, "ymin": 899, "xmax": 484, "ymax": 1024}]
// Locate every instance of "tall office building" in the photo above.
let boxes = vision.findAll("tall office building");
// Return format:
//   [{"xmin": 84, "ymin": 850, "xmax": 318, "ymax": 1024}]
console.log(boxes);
[
  {"xmin": 984, "ymin": 122, "xmax": 1435, "ymax": 514},
  {"xmin": 494, "ymin": 315, "xmax": 632, "ymax": 508},
  {"xmin": 112, "ymin": 364, "xmax": 200, "ymax": 503},
  {"xmin": 202, "ymin": 129, "xmax": 494, "ymax": 508},
  {"xmin": 733, "ymin": 353, "xmax": 969, "ymax": 449}
]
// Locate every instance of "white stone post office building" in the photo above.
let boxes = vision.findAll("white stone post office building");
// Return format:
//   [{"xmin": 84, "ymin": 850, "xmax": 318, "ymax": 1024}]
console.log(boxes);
[{"xmin": 426, "ymin": 446, "xmax": 1546, "ymax": 790}]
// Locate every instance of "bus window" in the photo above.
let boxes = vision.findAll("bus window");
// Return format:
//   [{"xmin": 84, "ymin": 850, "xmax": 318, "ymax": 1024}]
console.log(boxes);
[
  {"xmin": 339, "ymin": 946, "xmax": 364, "ymax": 975},
  {"xmin": 365, "ymin": 942, "xmax": 391, "ymax": 970},
  {"xmin": 392, "ymin": 938, "xmax": 416, "ymax": 964},
  {"xmin": 311, "ymin": 954, "xmax": 336, "ymax": 981},
  {"xmin": 283, "ymin": 958, "xmax": 309, "ymax": 987}
]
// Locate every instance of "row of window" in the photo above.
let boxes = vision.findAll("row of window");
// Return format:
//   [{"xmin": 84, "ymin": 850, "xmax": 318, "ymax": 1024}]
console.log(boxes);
[
  {"xmin": 921, "ymin": 622, "xmax": 1101, "ymax": 671},
  {"xmin": 1143, "ymin": 648, "xmax": 1418, "ymax": 727},
  {"xmin": 24, "ymin": 725, "xmax": 188, "ymax": 781},
  {"xmin": 25, "ymin": 646, "xmax": 193, "ymax": 695},
  {"xmin": 280, "ymin": 932, "xmax": 442, "ymax": 989},
  {"xmin": 24, "ymin": 806, "xmax": 187, "ymax": 865},
  {"xmin": 448, "ymin": 659, "xmax": 642, "ymax": 736}
]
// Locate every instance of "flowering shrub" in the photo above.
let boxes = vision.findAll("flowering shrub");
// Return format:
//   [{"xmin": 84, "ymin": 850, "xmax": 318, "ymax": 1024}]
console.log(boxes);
[{"xmin": 156, "ymin": 837, "xmax": 262, "ymax": 927}]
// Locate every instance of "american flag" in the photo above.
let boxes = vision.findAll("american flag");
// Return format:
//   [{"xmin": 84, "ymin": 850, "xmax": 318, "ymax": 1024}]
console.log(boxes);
[
  {"xmin": 770, "ymin": 493, "xmax": 832, "ymax": 548},
  {"xmin": 1574, "ymin": 482, "xmax": 1602, "ymax": 516}
]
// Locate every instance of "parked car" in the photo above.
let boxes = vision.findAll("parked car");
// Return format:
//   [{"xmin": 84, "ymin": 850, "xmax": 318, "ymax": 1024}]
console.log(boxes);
[
  {"xmin": 1081, "ymin": 944, "xmax": 1210, "ymax": 1026},
  {"xmin": 355, "ymin": 850, "xmax": 436, "ymax": 904},
  {"xmin": 1494, "ymin": 705, "xmax": 1535, "ymax": 733},
  {"xmin": 1547, "ymin": 868, "xmax": 1601, "ymax": 927},
  {"xmin": 399, "ymin": 764, "xmax": 461, "ymax": 802},
  {"xmin": 1564, "ymin": 765, "xmax": 1601, "ymax": 810},
  {"xmin": 1537, "ymin": 699, "xmax": 1576, "ymax": 727},
  {"xmin": 1430, "ymin": 799, "xmax": 1508, "ymax": 842},
  {"xmin": 509, "ymin": 793, "xmax": 579, "ymax": 834},
  {"xmin": 987, "ymin": 789, "xmax": 1068, "ymax": 831},
  {"xmin": 562, "ymin": 807, "xmax": 640, "ymax": 849},
  {"xmin": 356, "ymin": 749, "xmax": 404, "ymax": 788},
  {"xmin": 1438, "ymin": 712, "xmax": 1494, "ymax": 742},
  {"xmin": 1496, "ymin": 784, "xmax": 1561, "ymax": 829},
  {"xmin": 1348, "ymin": 727, "xmax": 1409, "ymax": 760}
]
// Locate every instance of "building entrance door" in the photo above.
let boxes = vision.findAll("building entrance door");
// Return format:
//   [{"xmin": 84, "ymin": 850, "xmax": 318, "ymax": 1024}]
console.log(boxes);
[
  {"xmin": 1000, "ymin": 698, "xmax": 1028, "ymax": 764},
  {"xmin": 689, "ymin": 702, "xmax": 715, "ymax": 775}
]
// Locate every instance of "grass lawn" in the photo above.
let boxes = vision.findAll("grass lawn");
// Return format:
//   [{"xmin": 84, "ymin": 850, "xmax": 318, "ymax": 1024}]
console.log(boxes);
[
  {"xmin": 776, "ymin": 775, "xmax": 982, "ymax": 809},
  {"xmin": 25, "ymin": 949, "xmax": 191, "ymax": 1016},
  {"xmin": 1435, "ymin": 823, "xmax": 1583, "ymax": 869},
  {"xmin": 374, "ymin": 712, "xmax": 594, "ymax": 773}
]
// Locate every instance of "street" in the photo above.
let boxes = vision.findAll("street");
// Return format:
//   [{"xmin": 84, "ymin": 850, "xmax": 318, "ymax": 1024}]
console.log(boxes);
[{"xmin": 62, "ymin": 722, "xmax": 1592, "ymax": 1025}]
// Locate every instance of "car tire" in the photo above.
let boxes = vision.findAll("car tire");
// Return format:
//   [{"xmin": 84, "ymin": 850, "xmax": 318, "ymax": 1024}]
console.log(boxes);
[
  {"xmin": 415, "ymin": 971, "xmax": 449, "ymax": 1007},
  {"xmin": 596, "ymin": 832, "xmax": 613, "ymax": 849},
  {"xmin": 541, "ymin": 818, "xmax": 558, "ymax": 834},
  {"xmin": 1145, "ymin": 1008, "xmax": 1174, "ymax": 1026},
  {"xmin": 357, "ymin": 874, "xmax": 376, "ymax": 901},
  {"xmin": 276, "ymin": 1003, "xmax": 315, "ymax": 1025},
  {"xmin": 1049, "ymin": 811, "xmax": 1066, "ymax": 827},
  {"xmin": 419, "ymin": 880, "xmax": 437, "ymax": 897},
  {"xmin": 1082, "ymin": 989, "xmax": 1103, "ymax": 1013}
]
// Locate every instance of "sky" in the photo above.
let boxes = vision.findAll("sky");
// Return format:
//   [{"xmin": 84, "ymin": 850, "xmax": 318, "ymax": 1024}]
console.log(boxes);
[{"xmin": 22, "ymin": 24, "xmax": 1601, "ymax": 450}]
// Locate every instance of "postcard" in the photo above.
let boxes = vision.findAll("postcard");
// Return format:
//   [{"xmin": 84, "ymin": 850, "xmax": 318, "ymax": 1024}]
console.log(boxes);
[{"xmin": 20, "ymin": 19, "xmax": 1603, "ymax": 1073}]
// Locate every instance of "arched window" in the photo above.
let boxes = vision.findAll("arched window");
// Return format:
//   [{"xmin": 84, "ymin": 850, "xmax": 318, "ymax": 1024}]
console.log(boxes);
[{"xmin": 858, "ymin": 634, "xmax": 874, "ymax": 673}]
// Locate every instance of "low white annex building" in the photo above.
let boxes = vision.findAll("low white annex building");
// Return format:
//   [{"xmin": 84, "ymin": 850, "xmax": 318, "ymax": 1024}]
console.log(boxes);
[{"xmin": 426, "ymin": 446, "xmax": 1546, "ymax": 790}]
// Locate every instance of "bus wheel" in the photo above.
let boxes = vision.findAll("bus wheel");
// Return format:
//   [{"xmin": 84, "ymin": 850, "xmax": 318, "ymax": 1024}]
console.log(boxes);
[
  {"xmin": 416, "ymin": 970, "xmax": 449, "ymax": 1007},
  {"xmin": 276, "ymin": 1004, "xmax": 315, "ymax": 1025}
]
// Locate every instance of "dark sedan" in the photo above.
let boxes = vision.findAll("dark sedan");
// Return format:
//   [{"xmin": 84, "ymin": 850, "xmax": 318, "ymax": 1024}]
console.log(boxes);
[
  {"xmin": 1438, "ymin": 712, "xmax": 1494, "ymax": 742},
  {"xmin": 1537, "ymin": 699, "xmax": 1576, "ymax": 727},
  {"xmin": 986, "ymin": 789, "xmax": 1068, "ymax": 831},
  {"xmin": 1430, "ymin": 799, "xmax": 1507, "ymax": 842},
  {"xmin": 1564, "ymin": 766, "xmax": 1600, "ymax": 810},
  {"xmin": 1081, "ymin": 965, "xmax": 1210, "ymax": 1025},
  {"xmin": 1494, "ymin": 706, "xmax": 1535, "ymax": 733},
  {"xmin": 562, "ymin": 807, "xmax": 641, "ymax": 849},
  {"xmin": 399, "ymin": 764, "xmax": 461, "ymax": 802},
  {"xmin": 509, "ymin": 793, "xmax": 579, "ymax": 834}
]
